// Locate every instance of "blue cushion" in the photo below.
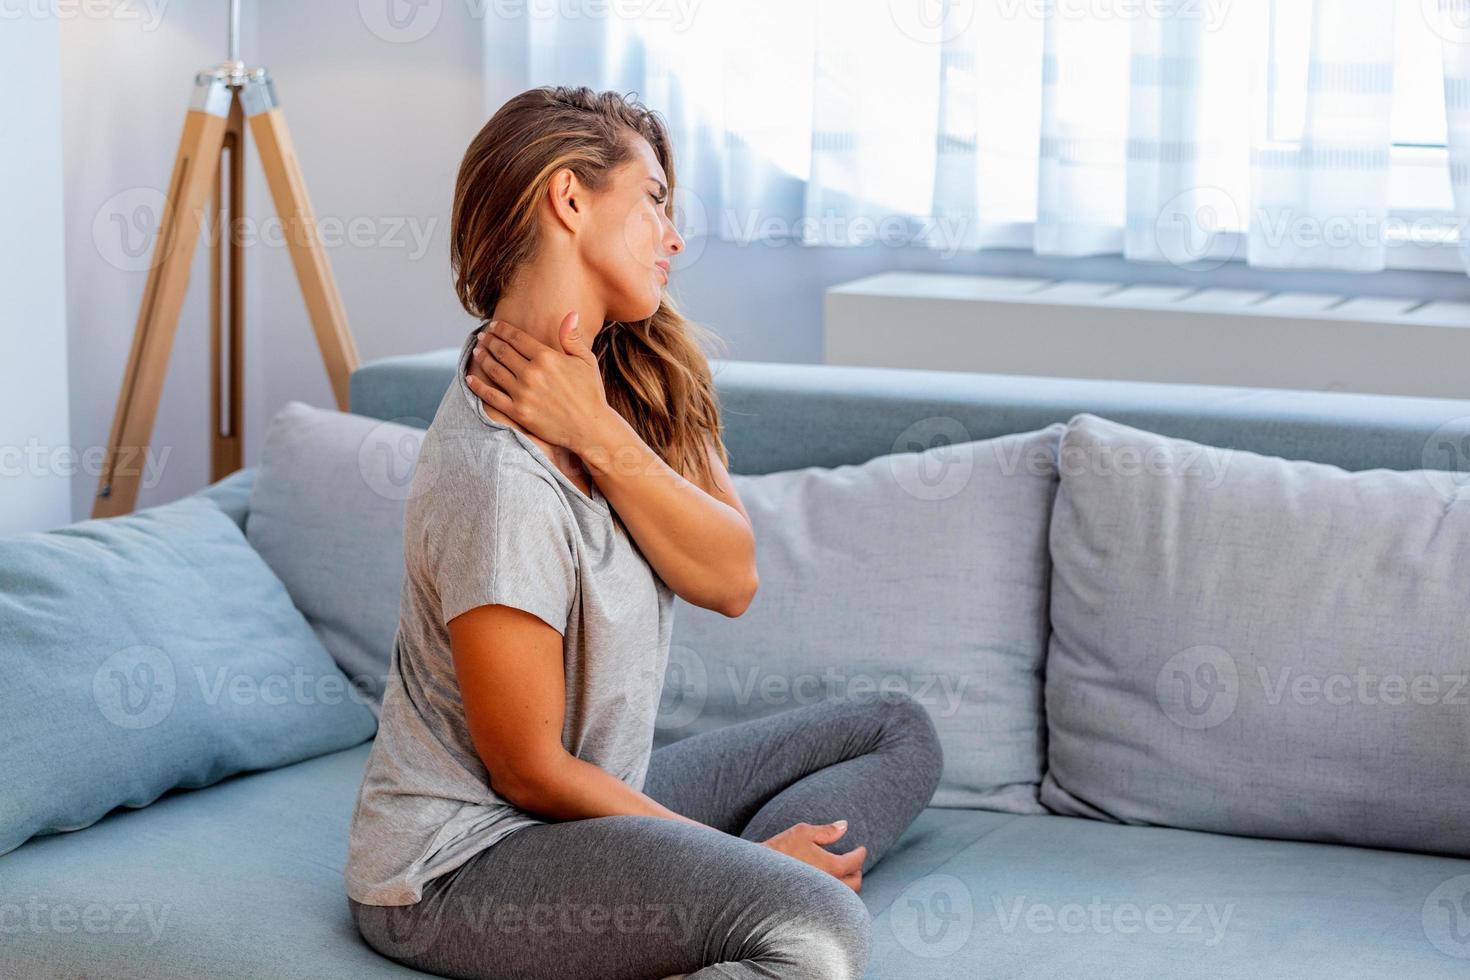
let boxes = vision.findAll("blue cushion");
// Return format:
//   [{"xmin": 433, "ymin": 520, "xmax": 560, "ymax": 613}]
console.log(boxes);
[
  {"xmin": 193, "ymin": 465, "xmax": 257, "ymax": 531},
  {"xmin": 0, "ymin": 493, "xmax": 378, "ymax": 857}
]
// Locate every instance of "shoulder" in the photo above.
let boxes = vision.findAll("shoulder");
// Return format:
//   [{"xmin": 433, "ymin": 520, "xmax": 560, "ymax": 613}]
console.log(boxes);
[{"xmin": 410, "ymin": 425, "xmax": 569, "ymax": 526}]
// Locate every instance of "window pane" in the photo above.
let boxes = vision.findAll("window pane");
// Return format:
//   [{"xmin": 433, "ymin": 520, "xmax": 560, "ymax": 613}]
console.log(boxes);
[
  {"xmin": 1269, "ymin": 0, "xmax": 1446, "ymax": 148},
  {"xmin": 1394, "ymin": 0, "xmax": 1447, "ymax": 147}
]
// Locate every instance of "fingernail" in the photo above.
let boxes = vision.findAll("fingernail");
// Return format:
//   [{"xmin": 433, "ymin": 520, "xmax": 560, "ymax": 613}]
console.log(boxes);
[{"xmin": 834, "ymin": 820, "xmax": 847, "ymax": 829}]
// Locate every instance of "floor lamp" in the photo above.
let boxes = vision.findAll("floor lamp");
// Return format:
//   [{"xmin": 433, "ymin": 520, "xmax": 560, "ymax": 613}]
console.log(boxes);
[{"xmin": 93, "ymin": 0, "xmax": 358, "ymax": 518}]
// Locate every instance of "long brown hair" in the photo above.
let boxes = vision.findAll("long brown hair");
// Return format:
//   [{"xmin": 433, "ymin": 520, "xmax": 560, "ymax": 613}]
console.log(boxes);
[{"xmin": 450, "ymin": 85, "xmax": 730, "ymax": 490}]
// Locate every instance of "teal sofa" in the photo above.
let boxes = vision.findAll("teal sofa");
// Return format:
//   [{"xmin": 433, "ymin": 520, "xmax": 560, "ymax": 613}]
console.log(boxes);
[{"xmin": 5, "ymin": 348, "xmax": 1470, "ymax": 979}]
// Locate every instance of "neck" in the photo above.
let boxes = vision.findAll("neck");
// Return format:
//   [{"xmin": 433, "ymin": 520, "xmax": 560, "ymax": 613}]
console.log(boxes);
[
  {"xmin": 484, "ymin": 259, "xmax": 607, "ymax": 483},
  {"xmin": 489, "ymin": 258, "xmax": 607, "ymax": 351}
]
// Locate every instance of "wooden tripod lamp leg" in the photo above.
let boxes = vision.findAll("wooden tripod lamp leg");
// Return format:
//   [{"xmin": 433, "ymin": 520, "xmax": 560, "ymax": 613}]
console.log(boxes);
[
  {"xmin": 93, "ymin": 80, "xmax": 231, "ymax": 519},
  {"xmin": 244, "ymin": 76, "xmax": 360, "ymax": 411},
  {"xmin": 209, "ymin": 97, "xmax": 247, "ymax": 483}
]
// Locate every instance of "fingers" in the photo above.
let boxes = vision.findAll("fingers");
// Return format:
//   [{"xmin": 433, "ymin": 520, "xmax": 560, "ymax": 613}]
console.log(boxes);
[
  {"xmin": 807, "ymin": 828, "xmax": 864, "ymax": 877},
  {"xmin": 483, "ymin": 318, "xmax": 547, "ymax": 359},
  {"xmin": 465, "ymin": 372, "xmax": 511, "ymax": 413},
  {"xmin": 829, "ymin": 844, "xmax": 865, "ymax": 875},
  {"xmin": 475, "ymin": 332, "xmax": 530, "ymax": 378},
  {"xmin": 819, "ymin": 844, "xmax": 865, "ymax": 894},
  {"xmin": 809, "ymin": 819, "xmax": 849, "ymax": 845},
  {"xmin": 471, "ymin": 344, "xmax": 518, "ymax": 393},
  {"xmin": 467, "ymin": 343, "xmax": 496, "ymax": 387}
]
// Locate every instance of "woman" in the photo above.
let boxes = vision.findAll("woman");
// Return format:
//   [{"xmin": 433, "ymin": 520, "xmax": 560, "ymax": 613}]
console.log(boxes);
[{"xmin": 344, "ymin": 85, "xmax": 943, "ymax": 980}]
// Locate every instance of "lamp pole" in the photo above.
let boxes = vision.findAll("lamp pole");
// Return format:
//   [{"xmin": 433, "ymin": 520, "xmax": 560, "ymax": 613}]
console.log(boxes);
[{"xmin": 228, "ymin": 0, "xmax": 240, "ymax": 64}]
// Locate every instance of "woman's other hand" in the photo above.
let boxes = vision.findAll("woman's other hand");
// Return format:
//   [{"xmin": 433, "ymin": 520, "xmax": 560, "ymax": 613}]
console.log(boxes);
[
  {"xmin": 465, "ymin": 312, "xmax": 612, "ymax": 454},
  {"xmin": 760, "ymin": 821, "xmax": 866, "ymax": 893}
]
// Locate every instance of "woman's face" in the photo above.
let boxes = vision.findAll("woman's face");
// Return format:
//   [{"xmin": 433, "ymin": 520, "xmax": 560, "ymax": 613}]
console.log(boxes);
[{"xmin": 578, "ymin": 135, "xmax": 684, "ymax": 323}]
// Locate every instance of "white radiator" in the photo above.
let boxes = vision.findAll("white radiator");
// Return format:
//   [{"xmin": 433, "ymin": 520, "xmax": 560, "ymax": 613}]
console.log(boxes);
[{"xmin": 824, "ymin": 273, "xmax": 1470, "ymax": 400}]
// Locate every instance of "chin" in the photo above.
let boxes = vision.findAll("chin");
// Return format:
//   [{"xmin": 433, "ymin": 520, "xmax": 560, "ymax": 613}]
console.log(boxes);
[{"xmin": 608, "ymin": 290, "xmax": 663, "ymax": 324}]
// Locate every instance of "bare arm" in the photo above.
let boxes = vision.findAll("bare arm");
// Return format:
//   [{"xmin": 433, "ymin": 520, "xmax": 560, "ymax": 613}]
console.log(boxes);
[
  {"xmin": 448, "ymin": 602, "xmax": 707, "ymax": 826},
  {"xmin": 572, "ymin": 410, "xmax": 758, "ymax": 618},
  {"xmin": 447, "ymin": 600, "xmax": 866, "ymax": 891}
]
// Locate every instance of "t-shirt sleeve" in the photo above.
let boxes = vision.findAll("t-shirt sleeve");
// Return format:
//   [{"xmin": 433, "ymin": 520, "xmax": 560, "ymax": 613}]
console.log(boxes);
[{"xmin": 423, "ymin": 450, "xmax": 578, "ymax": 634}]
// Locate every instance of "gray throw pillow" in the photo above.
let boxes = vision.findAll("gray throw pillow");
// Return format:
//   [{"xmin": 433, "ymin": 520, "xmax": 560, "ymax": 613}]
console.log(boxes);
[
  {"xmin": 658, "ymin": 424, "xmax": 1065, "ymax": 812},
  {"xmin": 1042, "ymin": 413, "xmax": 1470, "ymax": 856},
  {"xmin": 246, "ymin": 401, "xmax": 429, "ymax": 713}
]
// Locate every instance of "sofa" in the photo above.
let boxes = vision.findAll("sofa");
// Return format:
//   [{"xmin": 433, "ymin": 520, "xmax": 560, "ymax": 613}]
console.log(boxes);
[{"xmin": 5, "ymin": 345, "xmax": 1470, "ymax": 979}]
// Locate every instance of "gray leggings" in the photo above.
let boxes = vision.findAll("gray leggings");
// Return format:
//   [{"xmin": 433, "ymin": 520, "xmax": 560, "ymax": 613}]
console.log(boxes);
[{"xmin": 349, "ymin": 691, "xmax": 944, "ymax": 980}]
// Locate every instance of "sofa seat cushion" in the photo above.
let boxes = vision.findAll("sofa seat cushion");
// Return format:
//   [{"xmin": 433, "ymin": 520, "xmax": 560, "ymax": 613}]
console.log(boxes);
[
  {"xmin": 866, "ymin": 812, "xmax": 1470, "ymax": 977},
  {"xmin": 5, "ymin": 740, "xmax": 1468, "ymax": 978},
  {"xmin": 0, "ymin": 742, "xmax": 423, "ymax": 980}
]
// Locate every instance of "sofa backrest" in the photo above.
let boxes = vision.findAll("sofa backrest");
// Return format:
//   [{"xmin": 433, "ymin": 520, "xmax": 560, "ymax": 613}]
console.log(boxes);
[
  {"xmin": 350, "ymin": 349, "xmax": 1470, "ymax": 477},
  {"xmin": 336, "ymin": 343, "xmax": 1470, "ymax": 848}
]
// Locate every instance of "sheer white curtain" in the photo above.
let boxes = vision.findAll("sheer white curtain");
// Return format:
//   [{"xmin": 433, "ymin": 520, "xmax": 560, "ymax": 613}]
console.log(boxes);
[
  {"xmin": 517, "ymin": 1, "xmax": 1419, "ymax": 273},
  {"xmin": 1435, "ymin": 0, "xmax": 1470, "ymax": 276},
  {"xmin": 1249, "ymin": 1, "xmax": 1398, "ymax": 270}
]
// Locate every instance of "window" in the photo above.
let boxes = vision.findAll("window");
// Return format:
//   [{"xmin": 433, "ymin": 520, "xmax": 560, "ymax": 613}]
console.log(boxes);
[
  {"xmin": 1269, "ymin": 0, "xmax": 1454, "ymax": 237},
  {"xmin": 579, "ymin": 0, "xmax": 1461, "ymax": 270}
]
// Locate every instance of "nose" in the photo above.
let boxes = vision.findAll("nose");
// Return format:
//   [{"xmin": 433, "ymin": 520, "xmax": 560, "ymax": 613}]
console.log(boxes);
[{"xmin": 664, "ymin": 214, "xmax": 684, "ymax": 256}]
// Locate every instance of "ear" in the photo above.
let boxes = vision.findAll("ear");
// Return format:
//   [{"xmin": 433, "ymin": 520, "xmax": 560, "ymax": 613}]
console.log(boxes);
[{"xmin": 548, "ymin": 167, "xmax": 584, "ymax": 231}]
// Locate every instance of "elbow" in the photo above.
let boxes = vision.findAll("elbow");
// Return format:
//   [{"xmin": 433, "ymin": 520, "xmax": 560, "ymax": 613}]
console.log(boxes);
[
  {"xmin": 487, "ymin": 767, "xmax": 540, "ymax": 812},
  {"xmin": 718, "ymin": 567, "xmax": 759, "ymax": 618},
  {"xmin": 486, "ymin": 753, "xmax": 564, "ymax": 814}
]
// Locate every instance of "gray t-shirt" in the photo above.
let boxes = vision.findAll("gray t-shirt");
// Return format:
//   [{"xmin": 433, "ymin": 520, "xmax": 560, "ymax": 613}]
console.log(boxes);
[{"xmin": 345, "ymin": 325, "xmax": 675, "ymax": 907}]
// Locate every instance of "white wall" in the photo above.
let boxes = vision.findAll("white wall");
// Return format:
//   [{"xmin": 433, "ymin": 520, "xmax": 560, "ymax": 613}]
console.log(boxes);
[
  {"xmin": 1, "ymin": 15, "xmax": 72, "ymax": 534},
  {"xmin": 249, "ymin": 0, "xmax": 489, "ymax": 420},
  {"xmin": 59, "ymin": 2, "xmax": 266, "ymax": 521}
]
